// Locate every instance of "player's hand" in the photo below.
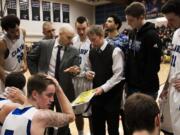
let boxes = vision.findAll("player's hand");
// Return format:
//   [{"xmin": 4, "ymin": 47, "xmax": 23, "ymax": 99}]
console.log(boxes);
[
  {"xmin": 20, "ymin": 64, "xmax": 27, "ymax": 73},
  {"xmin": 85, "ymin": 71, "xmax": 95, "ymax": 80},
  {"xmin": 46, "ymin": 75, "xmax": 63, "ymax": 92},
  {"xmin": 174, "ymin": 79, "xmax": 180, "ymax": 92},
  {"xmin": 159, "ymin": 89, "xmax": 168, "ymax": 100},
  {"xmin": 5, "ymin": 87, "xmax": 26, "ymax": 104}
]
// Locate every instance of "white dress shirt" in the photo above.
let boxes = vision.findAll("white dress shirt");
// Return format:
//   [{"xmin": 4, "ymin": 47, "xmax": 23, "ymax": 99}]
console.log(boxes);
[
  {"xmin": 97, "ymin": 40, "xmax": 125, "ymax": 93},
  {"xmin": 48, "ymin": 38, "xmax": 65, "ymax": 77}
]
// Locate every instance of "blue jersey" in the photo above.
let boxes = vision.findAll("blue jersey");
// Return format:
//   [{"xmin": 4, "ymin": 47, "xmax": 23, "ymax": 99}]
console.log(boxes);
[{"xmin": 106, "ymin": 33, "xmax": 128, "ymax": 53}]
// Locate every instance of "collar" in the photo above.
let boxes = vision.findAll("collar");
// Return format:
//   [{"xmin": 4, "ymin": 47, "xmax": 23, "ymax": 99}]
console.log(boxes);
[
  {"xmin": 74, "ymin": 35, "xmax": 90, "ymax": 43},
  {"xmin": 100, "ymin": 39, "xmax": 108, "ymax": 51},
  {"xmin": 54, "ymin": 38, "xmax": 60, "ymax": 48},
  {"xmin": 78, "ymin": 35, "xmax": 89, "ymax": 43},
  {"xmin": 54, "ymin": 38, "xmax": 65, "ymax": 50}
]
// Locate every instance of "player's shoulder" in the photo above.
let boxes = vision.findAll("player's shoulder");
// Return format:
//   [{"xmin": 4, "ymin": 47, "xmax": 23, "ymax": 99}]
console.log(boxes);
[{"xmin": 0, "ymin": 39, "xmax": 7, "ymax": 52}]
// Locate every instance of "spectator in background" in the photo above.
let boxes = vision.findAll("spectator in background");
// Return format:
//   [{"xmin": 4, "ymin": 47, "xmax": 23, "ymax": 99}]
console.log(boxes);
[
  {"xmin": 104, "ymin": 14, "xmax": 128, "ymax": 135},
  {"xmin": 104, "ymin": 14, "xmax": 128, "ymax": 53}
]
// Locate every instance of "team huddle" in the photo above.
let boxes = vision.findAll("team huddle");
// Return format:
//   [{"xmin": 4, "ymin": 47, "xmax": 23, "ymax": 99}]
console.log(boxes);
[{"xmin": 0, "ymin": 0, "xmax": 180, "ymax": 135}]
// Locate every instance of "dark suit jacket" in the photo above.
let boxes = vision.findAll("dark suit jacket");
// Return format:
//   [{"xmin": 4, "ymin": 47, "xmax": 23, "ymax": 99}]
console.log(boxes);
[{"xmin": 27, "ymin": 39, "xmax": 80, "ymax": 102}]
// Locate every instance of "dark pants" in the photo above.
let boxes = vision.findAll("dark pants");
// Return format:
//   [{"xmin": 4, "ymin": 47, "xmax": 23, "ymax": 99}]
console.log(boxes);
[
  {"xmin": 92, "ymin": 105, "xmax": 119, "ymax": 135},
  {"xmin": 127, "ymin": 87, "xmax": 158, "ymax": 100},
  {"xmin": 119, "ymin": 109, "xmax": 129, "ymax": 135},
  {"xmin": 47, "ymin": 94, "xmax": 71, "ymax": 135}
]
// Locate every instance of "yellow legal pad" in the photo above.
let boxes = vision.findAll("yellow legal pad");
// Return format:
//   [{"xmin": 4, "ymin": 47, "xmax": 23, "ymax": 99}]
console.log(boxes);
[{"xmin": 71, "ymin": 89, "xmax": 96, "ymax": 107}]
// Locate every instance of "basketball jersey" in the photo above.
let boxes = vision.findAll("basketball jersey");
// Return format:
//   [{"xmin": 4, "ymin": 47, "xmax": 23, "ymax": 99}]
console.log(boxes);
[
  {"xmin": 0, "ymin": 97, "xmax": 12, "ymax": 133},
  {"xmin": 1, "ymin": 106, "xmax": 37, "ymax": 135},
  {"xmin": 0, "ymin": 97, "xmax": 11, "ymax": 108},
  {"xmin": 72, "ymin": 36, "xmax": 92, "ymax": 114},
  {"xmin": 73, "ymin": 35, "xmax": 91, "ymax": 72},
  {"xmin": 2, "ymin": 30, "xmax": 25, "ymax": 75},
  {"xmin": 168, "ymin": 28, "xmax": 180, "ymax": 135}
]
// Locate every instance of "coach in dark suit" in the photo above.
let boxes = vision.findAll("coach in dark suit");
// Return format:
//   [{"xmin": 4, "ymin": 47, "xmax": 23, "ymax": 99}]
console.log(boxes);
[{"xmin": 27, "ymin": 24, "xmax": 80, "ymax": 135}]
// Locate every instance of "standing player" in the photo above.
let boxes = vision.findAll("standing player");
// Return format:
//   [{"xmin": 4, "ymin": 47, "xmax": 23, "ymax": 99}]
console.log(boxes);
[
  {"xmin": 0, "ymin": 15, "xmax": 27, "ymax": 92},
  {"xmin": 72, "ymin": 16, "xmax": 94, "ymax": 135},
  {"xmin": 161, "ymin": 0, "xmax": 180, "ymax": 134}
]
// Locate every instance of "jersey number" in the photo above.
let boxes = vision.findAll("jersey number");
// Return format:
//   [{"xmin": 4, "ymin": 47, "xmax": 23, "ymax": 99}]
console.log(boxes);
[
  {"xmin": 171, "ymin": 55, "xmax": 176, "ymax": 67},
  {"xmin": 17, "ymin": 52, "xmax": 24, "ymax": 63}
]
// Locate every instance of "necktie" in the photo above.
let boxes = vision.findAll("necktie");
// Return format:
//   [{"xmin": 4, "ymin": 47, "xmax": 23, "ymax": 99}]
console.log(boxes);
[
  {"xmin": 96, "ymin": 48, "xmax": 102, "ymax": 54},
  {"xmin": 55, "ymin": 46, "xmax": 62, "ymax": 81}
]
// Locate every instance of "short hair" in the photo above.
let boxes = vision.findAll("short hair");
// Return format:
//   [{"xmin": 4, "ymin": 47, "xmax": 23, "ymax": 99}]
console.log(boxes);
[
  {"xmin": 125, "ymin": 2, "xmax": 146, "ymax": 18},
  {"xmin": 107, "ymin": 14, "xmax": 122, "ymax": 30},
  {"xmin": 43, "ymin": 21, "xmax": 53, "ymax": 29},
  {"xmin": 1, "ymin": 15, "xmax": 20, "ymax": 31},
  {"xmin": 161, "ymin": 0, "xmax": 180, "ymax": 17},
  {"xmin": 86, "ymin": 25, "xmax": 104, "ymax": 37},
  {"xmin": 76, "ymin": 16, "xmax": 88, "ymax": 24},
  {"xmin": 124, "ymin": 93, "xmax": 160, "ymax": 134},
  {"xmin": 59, "ymin": 24, "xmax": 75, "ymax": 34},
  {"xmin": 27, "ymin": 73, "xmax": 55, "ymax": 97},
  {"xmin": 5, "ymin": 72, "xmax": 26, "ymax": 90}
]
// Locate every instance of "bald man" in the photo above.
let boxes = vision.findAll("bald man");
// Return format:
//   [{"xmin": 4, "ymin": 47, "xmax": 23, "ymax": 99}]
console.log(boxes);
[
  {"xmin": 27, "ymin": 24, "xmax": 80, "ymax": 135},
  {"xmin": 42, "ymin": 22, "xmax": 55, "ymax": 39}
]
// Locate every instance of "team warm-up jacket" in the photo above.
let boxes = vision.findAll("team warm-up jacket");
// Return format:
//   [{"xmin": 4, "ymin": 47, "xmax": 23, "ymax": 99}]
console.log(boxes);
[{"xmin": 126, "ymin": 22, "xmax": 162, "ymax": 93}]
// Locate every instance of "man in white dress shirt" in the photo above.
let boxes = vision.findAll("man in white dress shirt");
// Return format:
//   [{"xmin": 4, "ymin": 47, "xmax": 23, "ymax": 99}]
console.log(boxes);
[{"xmin": 87, "ymin": 25, "xmax": 125, "ymax": 135}]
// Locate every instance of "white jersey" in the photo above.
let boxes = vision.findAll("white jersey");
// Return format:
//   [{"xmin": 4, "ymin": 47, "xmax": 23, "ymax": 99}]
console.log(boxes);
[
  {"xmin": 72, "ymin": 35, "xmax": 92, "ymax": 114},
  {"xmin": 0, "ymin": 97, "xmax": 11, "ymax": 108},
  {"xmin": 2, "ymin": 30, "xmax": 25, "ymax": 75},
  {"xmin": 1, "ymin": 106, "xmax": 37, "ymax": 135},
  {"xmin": 73, "ymin": 35, "xmax": 91, "ymax": 74},
  {"xmin": 0, "ymin": 97, "xmax": 12, "ymax": 133},
  {"xmin": 168, "ymin": 28, "xmax": 180, "ymax": 135}
]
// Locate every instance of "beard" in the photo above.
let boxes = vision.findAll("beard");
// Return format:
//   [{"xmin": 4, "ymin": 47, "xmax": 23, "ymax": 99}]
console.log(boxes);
[{"xmin": 105, "ymin": 28, "xmax": 114, "ymax": 32}]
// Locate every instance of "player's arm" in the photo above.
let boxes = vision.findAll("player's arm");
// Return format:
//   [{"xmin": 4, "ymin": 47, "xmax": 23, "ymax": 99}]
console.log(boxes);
[
  {"xmin": 0, "ymin": 103, "xmax": 20, "ymax": 123},
  {"xmin": 34, "ymin": 109, "xmax": 73, "ymax": 128},
  {"xmin": 0, "ymin": 39, "xmax": 7, "ymax": 82},
  {"xmin": 34, "ymin": 76, "xmax": 75, "ymax": 128}
]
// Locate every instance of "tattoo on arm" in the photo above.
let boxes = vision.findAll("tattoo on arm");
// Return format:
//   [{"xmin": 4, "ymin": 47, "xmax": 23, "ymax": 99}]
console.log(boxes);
[{"xmin": 37, "ymin": 110, "xmax": 70, "ymax": 128}]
